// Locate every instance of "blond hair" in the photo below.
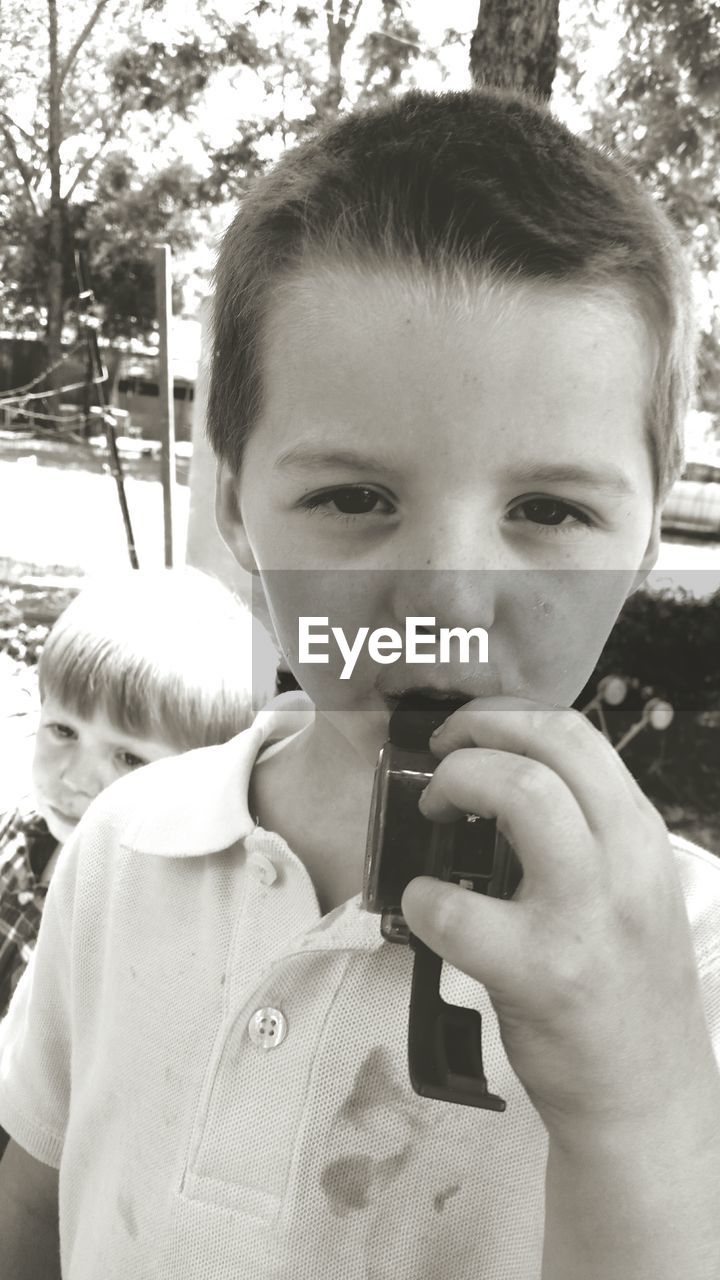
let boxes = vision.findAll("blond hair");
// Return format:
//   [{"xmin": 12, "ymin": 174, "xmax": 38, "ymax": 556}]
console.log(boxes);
[{"xmin": 38, "ymin": 568, "xmax": 261, "ymax": 749}]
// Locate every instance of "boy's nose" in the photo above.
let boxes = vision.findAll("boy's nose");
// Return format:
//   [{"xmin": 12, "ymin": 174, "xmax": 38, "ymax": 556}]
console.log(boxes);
[
  {"xmin": 62, "ymin": 754, "xmax": 109, "ymax": 800},
  {"xmin": 387, "ymin": 510, "xmax": 524, "ymax": 633},
  {"xmin": 391, "ymin": 567, "xmax": 499, "ymax": 636},
  {"xmin": 408, "ymin": 499, "xmax": 512, "ymax": 559}
]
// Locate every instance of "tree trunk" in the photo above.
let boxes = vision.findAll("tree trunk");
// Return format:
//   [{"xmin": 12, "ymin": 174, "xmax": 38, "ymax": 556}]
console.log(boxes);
[
  {"xmin": 325, "ymin": 15, "xmax": 345, "ymax": 114},
  {"xmin": 46, "ymin": 0, "xmax": 65, "ymax": 414},
  {"xmin": 469, "ymin": 0, "xmax": 560, "ymax": 102},
  {"xmin": 320, "ymin": 0, "xmax": 364, "ymax": 118}
]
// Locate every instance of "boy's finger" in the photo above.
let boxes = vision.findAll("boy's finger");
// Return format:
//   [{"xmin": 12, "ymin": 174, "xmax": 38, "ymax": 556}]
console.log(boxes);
[
  {"xmin": 430, "ymin": 697, "xmax": 641, "ymax": 832},
  {"xmin": 420, "ymin": 748, "xmax": 593, "ymax": 897},
  {"xmin": 401, "ymin": 876, "xmax": 523, "ymax": 995}
]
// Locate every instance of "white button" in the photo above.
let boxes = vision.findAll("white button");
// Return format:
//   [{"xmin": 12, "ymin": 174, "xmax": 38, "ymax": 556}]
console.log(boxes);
[
  {"xmin": 247, "ymin": 1007, "xmax": 287, "ymax": 1050},
  {"xmin": 247, "ymin": 850, "xmax": 277, "ymax": 886}
]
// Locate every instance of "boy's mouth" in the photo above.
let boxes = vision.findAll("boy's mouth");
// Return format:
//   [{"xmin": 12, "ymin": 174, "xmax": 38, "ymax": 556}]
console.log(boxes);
[
  {"xmin": 379, "ymin": 679, "xmax": 503, "ymax": 711},
  {"xmin": 48, "ymin": 802, "xmax": 82, "ymax": 825},
  {"xmin": 379, "ymin": 688, "xmax": 476, "ymax": 732},
  {"xmin": 382, "ymin": 686, "xmax": 472, "ymax": 705},
  {"xmin": 377, "ymin": 688, "xmax": 479, "ymax": 750}
]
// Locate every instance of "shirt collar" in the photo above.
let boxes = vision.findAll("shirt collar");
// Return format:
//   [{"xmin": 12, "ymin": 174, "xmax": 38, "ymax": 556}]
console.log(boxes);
[{"xmin": 122, "ymin": 693, "xmax": 314, "ymax": 858}]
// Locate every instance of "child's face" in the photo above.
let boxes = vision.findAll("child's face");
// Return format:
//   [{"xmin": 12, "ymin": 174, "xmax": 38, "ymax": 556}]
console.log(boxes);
[
  {"xmin": 32, "ymin": 696, "xmax": 180, "ymax": 843},
  {"xmin": 218, "ymin": 267, "xmax": 660, "ymax": 749}
]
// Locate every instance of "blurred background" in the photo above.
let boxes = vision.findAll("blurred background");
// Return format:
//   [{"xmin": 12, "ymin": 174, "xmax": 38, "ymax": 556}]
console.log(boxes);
[{"xmin": 1, "ymin": 0, "xmax": 719, "ymax": 842}]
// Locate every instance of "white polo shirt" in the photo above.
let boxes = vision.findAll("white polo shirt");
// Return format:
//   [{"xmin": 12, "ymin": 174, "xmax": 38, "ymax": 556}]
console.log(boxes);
[{"xmin": 1, "ymin": 697, "xmax": 719, "ymax": 1280}]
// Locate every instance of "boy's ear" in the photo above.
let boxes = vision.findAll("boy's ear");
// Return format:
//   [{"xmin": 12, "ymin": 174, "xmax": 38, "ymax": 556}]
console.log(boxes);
[
  {"xmin": 215, "ymin": 461, "xmax": 280, "ymax": 656},
  {"xmin": 215, "ymin": 462, "xmax": 258, "ymax": 574},
  {"xmin": 629, "ymin": 507, "xmax": 661, "ymax": 596}
]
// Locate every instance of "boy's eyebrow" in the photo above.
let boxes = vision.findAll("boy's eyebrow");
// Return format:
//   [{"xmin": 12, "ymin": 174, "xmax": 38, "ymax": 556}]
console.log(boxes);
[
  {"xmin": 509, "ymin": 463, "xmax": 637, "ymax": 494},
  {"xmin": 275, "ymin": 448, "xmax": 637, "ymax": 495},
  {"xmin": 274, "ymin": 445, "xmax": 397, "ymax": 473}
]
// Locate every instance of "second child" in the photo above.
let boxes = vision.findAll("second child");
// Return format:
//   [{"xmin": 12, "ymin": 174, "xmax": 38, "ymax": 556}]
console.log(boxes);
[{"xmin": 0, "ymin": 566, "xmax": 260, "ymax": 1019}]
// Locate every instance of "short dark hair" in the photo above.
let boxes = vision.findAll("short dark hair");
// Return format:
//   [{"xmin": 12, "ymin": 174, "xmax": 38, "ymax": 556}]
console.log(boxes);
[{"xmin": 209, "ymin": 87, "xmax": 695, "ymax": 497}]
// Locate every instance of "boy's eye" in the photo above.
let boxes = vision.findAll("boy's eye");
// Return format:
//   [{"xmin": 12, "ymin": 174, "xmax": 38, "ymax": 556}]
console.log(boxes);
[
  {"xmin": 300, "ymin": 486, "xmax": 395, "ymax": 517},
  {"xmin": 510, "ymin": 497, "xmax": 591, "ymax": 529},
  {"xmin": 116, "ymin": 751, "xmax": 147, "ymax": 771},
  {"xmin": 48, "ymin": 723, "xmax": 76, "ymax": 740}
]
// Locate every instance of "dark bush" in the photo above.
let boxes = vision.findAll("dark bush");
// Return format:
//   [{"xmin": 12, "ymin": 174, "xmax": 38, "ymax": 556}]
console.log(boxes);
[{"xmin": 576, "ymin": 588, "xmax": 720, "ymax": 845}]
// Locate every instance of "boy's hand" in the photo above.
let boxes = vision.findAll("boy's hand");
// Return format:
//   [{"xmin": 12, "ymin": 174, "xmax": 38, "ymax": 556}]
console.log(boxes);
[{"xmin": 400, "ymin": 697, "xmax": 719, "ymax": 1138}]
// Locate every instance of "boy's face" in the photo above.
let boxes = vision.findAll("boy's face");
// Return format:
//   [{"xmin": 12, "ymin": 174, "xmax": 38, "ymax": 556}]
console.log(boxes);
[
  {"xmin": 32, "ymin": 696, "xmax": 180, "ymax": 843},
  {"xmin": 218, "ymin": 267, "xmax": 659, "ymax": 752}
]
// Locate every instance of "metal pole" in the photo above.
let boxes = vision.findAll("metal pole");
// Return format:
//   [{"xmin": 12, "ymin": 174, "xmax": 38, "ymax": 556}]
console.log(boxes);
[
  {"xmin": 75, "ymin": 248, "xmax": 139, "ymax": 569},
  {"xmin": 154, "ymin": 244, "xmax": 176, "ymax": 567}
]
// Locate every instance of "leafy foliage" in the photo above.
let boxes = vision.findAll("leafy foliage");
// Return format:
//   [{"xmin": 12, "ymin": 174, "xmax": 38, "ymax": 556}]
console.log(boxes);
[
  {"xmin": 0, "ymin": 153, "xmax": 201, "ymax": 338},
  {"xmin": 355, "ymin": 1, "xmax": 425, "ymax": 105},
  {"xmin": 108, "ymin": 22, "xmax": 262, "ymax": 116},
  {"xmin": 578, "ymin": 0, "xmax": 720, "ymax": 412},
  {"xmin": 190, "ymin": 2, "xmax": 434, "ymax": 204},
  {"xmin": 0, "ymin": 0, "xmax": 440, "ymax": 337},
  {"xmin": 81, "ymin": 156, "xmax": 201, "ymax": 334},
  {"xmin": 0, "ymin": 1, "xmax": 278, "ymax": 341}
]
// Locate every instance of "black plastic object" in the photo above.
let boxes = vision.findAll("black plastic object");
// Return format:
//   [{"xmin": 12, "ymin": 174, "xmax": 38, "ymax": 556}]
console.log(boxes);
[
  {"xmin": 408, "ymin": 937, "xmax": 506, "ymax": 1111},
  {"xmin": 362, "ymin": 693, "xmax": 523, "ymax": 1109}
]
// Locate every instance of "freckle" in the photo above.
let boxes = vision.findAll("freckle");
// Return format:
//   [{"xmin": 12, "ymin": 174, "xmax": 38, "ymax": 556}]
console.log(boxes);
[
  {"xmin": 220, "ymin": 973, "xmax": 226, "ymax": 986},
  {"xmin": 433, "ymin": 1183, "xmax": 461, "ymax": 1212}
]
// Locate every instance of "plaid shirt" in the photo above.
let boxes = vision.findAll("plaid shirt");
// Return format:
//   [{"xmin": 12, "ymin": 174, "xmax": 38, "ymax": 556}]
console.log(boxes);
[{"xmin": 0, "ymin": 807, "xmax": 58, "ymax": 1019}]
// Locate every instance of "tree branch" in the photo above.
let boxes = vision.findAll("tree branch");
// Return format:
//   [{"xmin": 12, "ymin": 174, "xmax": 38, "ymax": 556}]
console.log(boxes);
[
  {"xmin": 62, "ymin": 113, "xmax": 118, "ymax": 201},
  {"xmin": 368, "ymin": 27, "xmax": 421, "ymax": 51},
  {"xmin": 0, "ymin": 114, "xmax": 42, "ymax": 215},
  {"xmin": 347, "ymin": 0, "xmax": 364, "ymax": 39},
  {"xmin": 335, "ymin": 0, "xmax": 364, "ymax": 37},
  {"xmin": 0, "ymin": 111, "xmax": 36, "ymax": 145},
  {"xmin": 58, "ymin": 0, "xmax": 114, "ymax": 92},
  {"xmin": 62, "ymin": 149, "xmax": 101, "ymax": 201}
]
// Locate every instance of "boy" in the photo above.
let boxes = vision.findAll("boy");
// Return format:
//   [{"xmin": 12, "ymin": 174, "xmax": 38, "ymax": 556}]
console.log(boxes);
[
  {"xmin": 0, "ymin": 566, "xmax": 259, "ymax": 1018},
  {"xmin": 1, "ymin": 89, "xmax": 719, "ymax": 1279}
]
